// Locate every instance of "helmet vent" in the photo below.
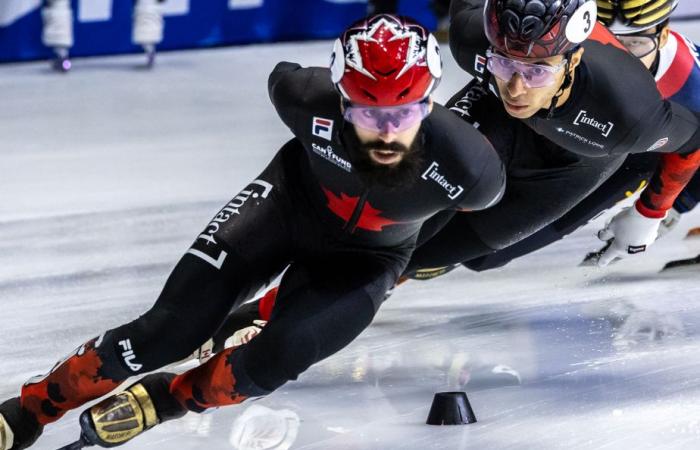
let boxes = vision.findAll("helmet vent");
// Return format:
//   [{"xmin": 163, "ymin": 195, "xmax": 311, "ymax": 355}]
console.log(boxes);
[{"xmin": 361, "ymin": 89, "xmax": 378, "ymax": 102}]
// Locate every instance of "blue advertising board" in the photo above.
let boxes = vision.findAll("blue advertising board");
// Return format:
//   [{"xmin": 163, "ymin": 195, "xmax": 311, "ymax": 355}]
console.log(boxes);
[{"xmin": 0, "ymin": 0, "xmax": 436, "ymax": 63}]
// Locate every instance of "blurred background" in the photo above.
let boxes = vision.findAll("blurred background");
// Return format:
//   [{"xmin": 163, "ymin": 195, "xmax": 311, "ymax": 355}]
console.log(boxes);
[
  {"xmin": 0, "ymin": 1, "xmax": 689, "ymax": 64},
  {"xmin": 0, "ymin": 0, "xmax": 443, "ymax": 63}
]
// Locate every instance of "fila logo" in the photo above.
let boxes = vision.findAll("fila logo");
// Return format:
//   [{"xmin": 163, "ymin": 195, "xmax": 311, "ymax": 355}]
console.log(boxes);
[
  {"xmin": 474, "ymin": 54, "xmax": 487, "ymax": 74},
  {"xmin": 312, "ymin": 117, "xmax": 334, "ymax": 141},
  {"xmin": 422, "ymin": 162, "xmax": 464, "ymax": 200},
  {"xmin": 573, "ymin": 110, "xmax": 614, "ymax": 137},
  {"xmin": 119, "ymin": 339, "xmax": 143, "ymax": 372}
]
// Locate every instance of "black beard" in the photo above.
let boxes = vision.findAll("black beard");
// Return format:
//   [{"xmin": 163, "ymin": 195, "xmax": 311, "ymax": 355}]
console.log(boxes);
[{"xmin": 343, "ymin": 125, "xmax": 425, "ymax": 190}]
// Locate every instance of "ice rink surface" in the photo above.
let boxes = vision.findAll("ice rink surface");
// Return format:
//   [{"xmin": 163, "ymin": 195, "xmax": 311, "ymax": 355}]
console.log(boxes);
[{"xmin": 2, "ymin": 21, "xmax": 700, "ymax": 450}]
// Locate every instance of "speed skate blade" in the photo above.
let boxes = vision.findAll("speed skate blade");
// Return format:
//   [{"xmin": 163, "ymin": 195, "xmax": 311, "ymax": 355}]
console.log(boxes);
[
  {"xmin": 55, "ymin": 436, "xmax": 91, "ymax": 450},
  {"xmin": 660, "ymin": 255, "xmax": 700, "ymax": 273}
]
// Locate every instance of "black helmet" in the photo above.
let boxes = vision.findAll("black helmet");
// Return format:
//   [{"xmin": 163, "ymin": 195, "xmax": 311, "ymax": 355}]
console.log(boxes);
[{"xmin": 484, "ymin": 0, "xmax": 599, "ymax": 58}]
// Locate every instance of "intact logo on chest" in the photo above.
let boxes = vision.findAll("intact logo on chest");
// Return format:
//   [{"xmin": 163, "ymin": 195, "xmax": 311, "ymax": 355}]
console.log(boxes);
[
  {"xmin": 573, "ymin": 110, "xmax": 615, "ymax": 137},
  {"xmin": 422, "ymin": 162, "xmax": 464, "ymax": 200}
]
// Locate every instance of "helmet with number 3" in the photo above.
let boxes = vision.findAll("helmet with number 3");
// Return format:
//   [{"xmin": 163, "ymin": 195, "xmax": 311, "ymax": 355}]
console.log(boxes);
[
  {"xmin": 330, "ymin": 14, "xmax": 442, "ymax": 106},
  {"xmin": 484, "ymin": 0, "xmax": 599, "ymax": 58}
]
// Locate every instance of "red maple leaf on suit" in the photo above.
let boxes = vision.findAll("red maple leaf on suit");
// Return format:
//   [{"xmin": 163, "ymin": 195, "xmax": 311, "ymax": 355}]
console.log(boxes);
[{"xmin": 322, "ymin": 187, "xmax": 398, "ymax": 232}]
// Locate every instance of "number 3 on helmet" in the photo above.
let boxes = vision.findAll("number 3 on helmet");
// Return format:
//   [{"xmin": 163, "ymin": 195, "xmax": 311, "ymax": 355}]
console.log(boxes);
[{"xmin": 484, "ymin": 0, "xmax": 598, "ymax": 58}]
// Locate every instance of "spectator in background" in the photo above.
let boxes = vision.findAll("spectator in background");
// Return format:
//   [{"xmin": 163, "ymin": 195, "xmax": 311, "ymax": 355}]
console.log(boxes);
[{"xmin": 41, "ymin": 0, "xmax": 164, "ymax": 71}]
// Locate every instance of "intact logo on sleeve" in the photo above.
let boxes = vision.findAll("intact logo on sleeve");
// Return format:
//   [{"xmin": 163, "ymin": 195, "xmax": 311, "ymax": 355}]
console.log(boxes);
[
  {"xmin": 422, "ymin": 162, "xmax": 464, "ymax": 200},
  {"xmin": 312, "ymin": 117, "xmax": 334, "ymax": 141},
  {"xmin": 573, "ymin": 110, "xmax": 614, "ymax": 137},
  {"xmin": 188, "ymin": 179, "xmax": 274, "ymax": 270}
]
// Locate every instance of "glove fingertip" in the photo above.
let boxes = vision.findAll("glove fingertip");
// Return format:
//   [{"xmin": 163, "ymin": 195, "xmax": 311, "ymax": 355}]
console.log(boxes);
[{"xmin": 597, "ymin": 229, "xmax": 612, "ymax": 241}]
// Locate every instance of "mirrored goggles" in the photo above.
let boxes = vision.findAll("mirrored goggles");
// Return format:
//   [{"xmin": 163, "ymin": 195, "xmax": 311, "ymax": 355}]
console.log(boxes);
[
  {"xmin": 343, "ymin": 101, "xmax": 430, "ymax": 134},
  {"xmin": 615, "ymin": 33, "xmax": 660, "ymax": 58},
  {"xmin": 486, "ymin": 49, "xmax": 567, "ymax": 88}
]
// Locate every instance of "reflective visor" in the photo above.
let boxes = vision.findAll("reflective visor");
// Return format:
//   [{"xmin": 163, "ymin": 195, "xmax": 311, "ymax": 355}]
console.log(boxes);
[
  {"xmin": 486, "ymin": 50, "xmax": 566, "ymax": 88},
  {"xmin": 343, "ymin": 101, "xmax": 430, "ymax": 133}
]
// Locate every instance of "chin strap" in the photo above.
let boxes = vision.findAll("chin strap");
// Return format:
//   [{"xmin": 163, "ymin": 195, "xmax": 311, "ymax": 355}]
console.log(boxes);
[
  {"xmin": 546, "ymin": 52, "xmax": 574, "ymax": 119},
  {"xmin": 649, "ymin": 50, "xmax": 661, "ymax": 77}
]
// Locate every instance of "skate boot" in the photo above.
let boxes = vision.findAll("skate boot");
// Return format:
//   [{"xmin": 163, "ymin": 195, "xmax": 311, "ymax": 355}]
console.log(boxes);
[
  {"xmin": 0, "ymin": 398, "xmax": 43, "ymax": 450},
  {"xmin": 404, "ymin": 264, "xmax": 460, "ymax": 281},
  {"xmin": 42, "ymin": 0, "xmax": 73, "ymax": 72},
  {"xmin": 72, "ymin": 373, "xmax": 185, "ymax": 448},
  {"xmin": 132, "ymin": 0, "xmax": 164, "ymax": 67}
]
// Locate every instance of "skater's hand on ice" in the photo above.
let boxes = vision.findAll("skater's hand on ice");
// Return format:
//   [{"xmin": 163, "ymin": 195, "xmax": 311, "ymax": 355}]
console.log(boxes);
[{"xmin": 595, "ymin": 205, "xmax": 666, "ymax": 267}]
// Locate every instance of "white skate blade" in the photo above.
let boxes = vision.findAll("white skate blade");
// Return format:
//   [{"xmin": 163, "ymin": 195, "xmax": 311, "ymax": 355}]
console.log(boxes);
[{"xmin": 660, "ymin": 254, "xmax": 700, "ymax": 273}]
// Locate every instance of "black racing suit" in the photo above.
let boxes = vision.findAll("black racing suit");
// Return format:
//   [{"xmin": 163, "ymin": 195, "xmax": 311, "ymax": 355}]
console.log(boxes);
[
  {"xmin": 405, "ymin": 0, "xmax": 700, "ymax": 273},
  {"xmin": 19, "ymin": 62, "xmax": 505, "ymax": 427}
]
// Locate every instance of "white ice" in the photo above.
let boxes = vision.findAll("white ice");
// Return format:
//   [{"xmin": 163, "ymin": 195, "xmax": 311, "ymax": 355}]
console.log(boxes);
[{"xmin": 2, "ymin": 22, "xmax": 700, "ymax": 450}]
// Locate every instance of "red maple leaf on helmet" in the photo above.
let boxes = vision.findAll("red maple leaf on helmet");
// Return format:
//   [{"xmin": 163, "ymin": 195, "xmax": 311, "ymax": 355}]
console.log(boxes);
[
  {"xmin": 322, "ymin": 187, "xmax": 398, "ymax": 232},
  {"xmin": 346, "ymin": 16, "xmax": 423, "ymax": 81}
]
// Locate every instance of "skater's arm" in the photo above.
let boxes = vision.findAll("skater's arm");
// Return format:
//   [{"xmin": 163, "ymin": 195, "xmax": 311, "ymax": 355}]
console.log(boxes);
[
  {"xmin": 449, "ymin": 0, "xmax": 490, "ymax": 78},
  {"xmin": 456, "ymin": 135, "xmax": 506, "ymax": 211},
  {"xmin": 638, "ymin": 149, "xmax": 700, "ymax": 217},
  {"xmin": 591, "ymin": 110, "xmax": 700, "ymax": 266},
  {"xmin": 634, "ymin": 108, "xmax": 700, "ymax": 217},
  {"xmin": 268, "ymin": 62, "xmax": 333, "ymax": 133}
]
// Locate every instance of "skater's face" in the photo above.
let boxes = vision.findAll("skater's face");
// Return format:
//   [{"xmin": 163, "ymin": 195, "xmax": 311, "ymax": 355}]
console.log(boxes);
[
  {"xmin": 346, "ymin": 99, "xmax": 433, "ymax": 166},
  {"xmin": 615, "ymin": 25, "xmax": 670, "ymax": 70},
  {"xmin": 491, "ymin": 49, "xmax": 583, "ymax": 119}
]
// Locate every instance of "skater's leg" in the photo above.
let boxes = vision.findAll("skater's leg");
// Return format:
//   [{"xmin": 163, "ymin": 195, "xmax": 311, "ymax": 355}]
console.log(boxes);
[
  {"xmin": 42, "ymin": 0, "xmax": 73, "ymax": 71},
  {"xmin": 68, "ymin": 251, "xmax": 403, "ymax": 448},
  {"xmin": 133, "ymin": 0, "xmax": 164, "ymax": 65},
  {"xmin": 673, "ymin": 169, "xmax": 700, "ymax": 213},
  {"xmin": 171, "ymin": 251, "xmax": 403, "ymax": 410},
  {"xmin": 3, "ymin": 143, "xmax": 303, "ymax": 448},
  {"xmin": 466, "ymin": 153, "xmax": 658, "ymax": 271}
]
